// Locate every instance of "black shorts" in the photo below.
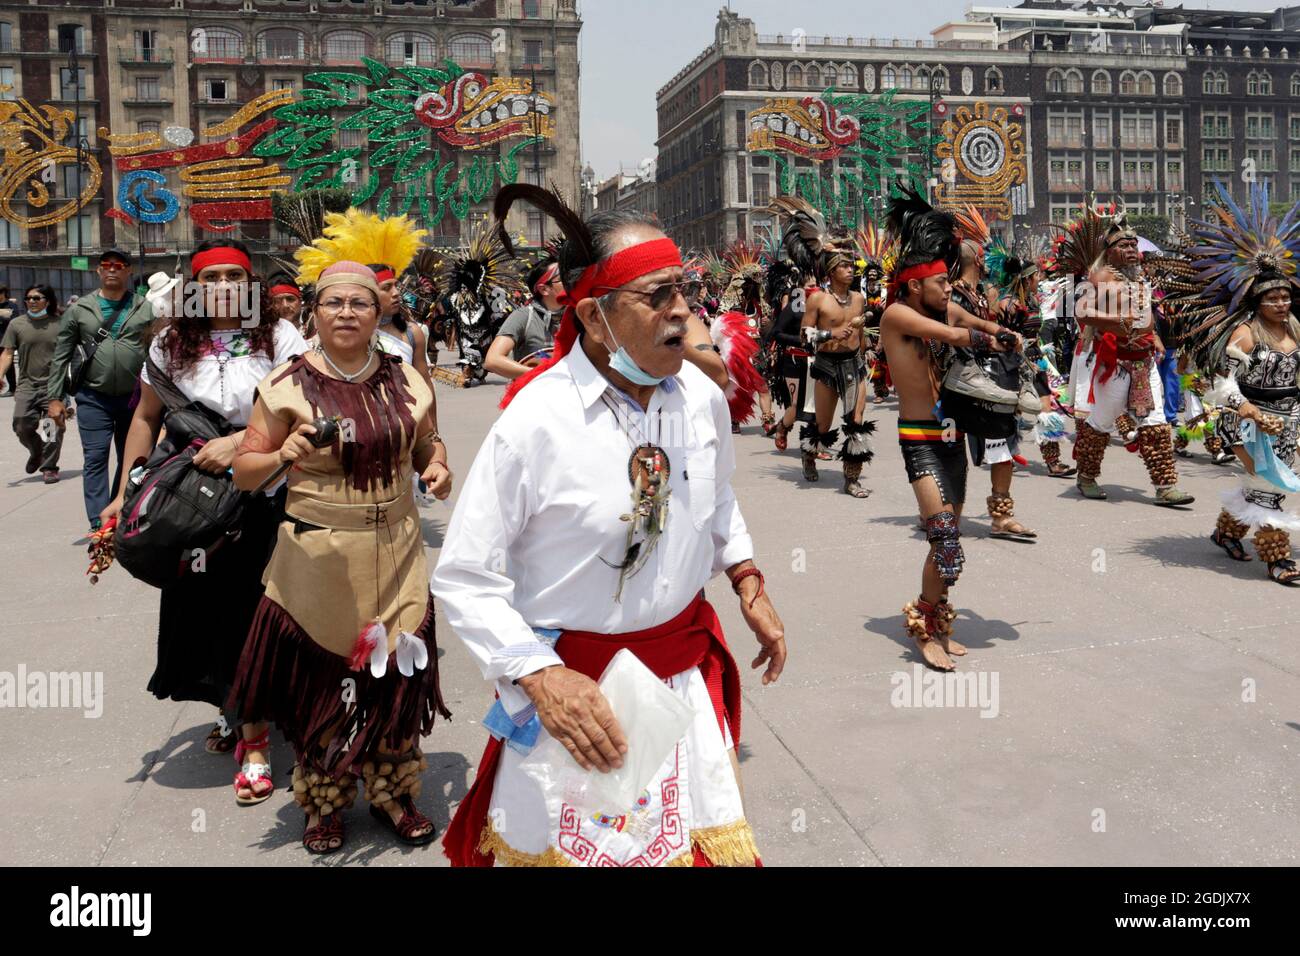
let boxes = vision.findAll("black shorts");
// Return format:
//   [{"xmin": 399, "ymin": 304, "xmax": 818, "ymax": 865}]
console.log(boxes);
[{"xmin": 898, "ymin": 419, "xmax": 968, "ymax": 506}]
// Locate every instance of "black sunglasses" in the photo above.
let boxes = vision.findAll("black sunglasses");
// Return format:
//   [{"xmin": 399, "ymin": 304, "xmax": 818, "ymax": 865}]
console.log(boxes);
[
  {"xmin": 595, "ymin": 279, "xmax": 702, "ymax": 311},
  {"xmin": 25, "ymin": 294, "xmax": 46, "ymax": 301}
]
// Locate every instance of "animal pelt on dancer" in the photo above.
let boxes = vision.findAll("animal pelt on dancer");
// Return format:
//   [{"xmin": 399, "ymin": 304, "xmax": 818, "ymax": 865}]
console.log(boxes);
[
  {"xmin": 800, "ymin": 422, "xmax": 839, "ymax": 457},
  {"xmin": 711, "ymin": 310, "xmax": 766, "ymax": 423},
  {"xmin": 837, "ymin": 414, "xmax": 876, "ymax": 465}
]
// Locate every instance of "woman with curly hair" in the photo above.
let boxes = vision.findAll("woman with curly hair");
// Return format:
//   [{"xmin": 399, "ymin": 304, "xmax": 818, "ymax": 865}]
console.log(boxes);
[{"xmin": 102, "ymin": 240, "xmax": 308, "ymax": 805}]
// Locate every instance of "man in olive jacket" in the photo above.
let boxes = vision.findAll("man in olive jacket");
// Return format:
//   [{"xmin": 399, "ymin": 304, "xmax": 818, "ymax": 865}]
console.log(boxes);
[{"xmin": 45, "ymin": 249, "xmax": 155, "ymax": 530}]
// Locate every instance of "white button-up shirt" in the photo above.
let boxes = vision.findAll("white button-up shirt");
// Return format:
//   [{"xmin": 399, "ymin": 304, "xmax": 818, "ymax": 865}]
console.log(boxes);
[{"xmin": 432, "ymin": 342, "xmax": 753, "ymax": 718}]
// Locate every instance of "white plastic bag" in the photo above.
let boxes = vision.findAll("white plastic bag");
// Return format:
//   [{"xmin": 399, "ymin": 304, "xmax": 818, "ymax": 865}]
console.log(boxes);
[{"xmin": 517, "ymin": 649, "xmax": 696, "ymax": 813}]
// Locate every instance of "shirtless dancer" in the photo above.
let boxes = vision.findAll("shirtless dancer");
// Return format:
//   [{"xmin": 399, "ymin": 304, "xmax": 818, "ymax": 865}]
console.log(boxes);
[
  {"xmin": 881, "ymin": 191, "xmax": 1011, "ymax": 671},
  {"xmin": 773, "ymin": 197, "xmax": 875, "ymax": 497}
]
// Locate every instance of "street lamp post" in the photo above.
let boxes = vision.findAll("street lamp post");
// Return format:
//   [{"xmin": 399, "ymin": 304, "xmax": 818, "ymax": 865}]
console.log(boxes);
[
  {"xmin": 67, "ymin": 44, "xmax": 83, "ymax": 266},
  {"xmin": 927, "ymin": 71, "xmax": 944, "ymax": 201}
]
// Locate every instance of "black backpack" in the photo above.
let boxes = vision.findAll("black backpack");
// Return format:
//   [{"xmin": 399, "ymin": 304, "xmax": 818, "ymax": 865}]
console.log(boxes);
[{"xmin": 114, "ymin": 353, "xmax": 246, "ymax": 589}]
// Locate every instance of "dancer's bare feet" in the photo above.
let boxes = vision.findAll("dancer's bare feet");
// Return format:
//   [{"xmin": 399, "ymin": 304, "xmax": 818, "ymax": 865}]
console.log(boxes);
[{"xmin": 914, "ymin": 634, "xmax": 955, "ymax": 671}]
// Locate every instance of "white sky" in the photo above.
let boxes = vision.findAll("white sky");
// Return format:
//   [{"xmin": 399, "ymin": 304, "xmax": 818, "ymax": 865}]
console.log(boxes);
[{"xmin": 577, "ymin": 0, "xmax": 1292, "ymax": 180}]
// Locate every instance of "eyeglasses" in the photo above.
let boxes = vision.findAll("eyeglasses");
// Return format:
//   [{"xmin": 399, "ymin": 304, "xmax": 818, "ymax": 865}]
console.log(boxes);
[
  {"xmin": 25, "ymin": 294, "xmax": 46, "ymax": 301},
  {"xmin": 317, "ymin": 298, "xmax": 377, "ymax": 316},
  {"xmin": 595, "ymin": 279, "xmax": 702, "ymax": 311}
]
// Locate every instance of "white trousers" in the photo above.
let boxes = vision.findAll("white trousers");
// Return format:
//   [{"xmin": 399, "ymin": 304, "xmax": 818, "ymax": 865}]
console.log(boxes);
[{"xmin": 1084, "ymin": 360, "xmax": 1166, "ymax": 434}]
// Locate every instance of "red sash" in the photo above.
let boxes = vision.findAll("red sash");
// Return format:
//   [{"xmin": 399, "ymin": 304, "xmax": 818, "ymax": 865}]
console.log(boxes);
[{"xmin": 442, "ymin": 594, "xmax": 741, "ymax": 867}]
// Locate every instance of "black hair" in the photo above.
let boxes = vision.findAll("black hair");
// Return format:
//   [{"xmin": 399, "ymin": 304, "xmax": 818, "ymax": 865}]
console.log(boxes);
[
  {"xmin": 24, "ymin": 285, "xmax": 59, "ymax": 316},
  {"xmin": 524, "ymin": 259, "xmax": 556, "ymax": 298}
]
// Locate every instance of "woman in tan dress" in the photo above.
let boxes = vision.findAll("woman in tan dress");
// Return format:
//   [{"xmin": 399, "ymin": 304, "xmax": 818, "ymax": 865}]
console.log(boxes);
[{"xmin": 229, "ymin": 261, "xmax": 453, "ymax": 854}]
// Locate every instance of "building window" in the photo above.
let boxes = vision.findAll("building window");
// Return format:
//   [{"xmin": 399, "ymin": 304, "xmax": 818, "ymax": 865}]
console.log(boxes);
[
  {"xmin": 384, "ymin": 31, "xmax": 437, "ymax": 66},
  {"xmin": 140, "ymin": 221, "xmax": 166, "ymax": 249},
  {"xmin": 522, "ymin": 0, "xmax": 540, "ymax": 17},
  {"xmin": 0, "ymin": 219, "xmax": 18, "ymax": 250},
  {"xmin": 1119, "ymin": 71, "xmax": 1137, "ymax": 95},
  {"xmin": 985, "ymin": 67, "xmax": 1002, "ymax": 92},
  {"xmin": 138, "ymin": 120, "xmax": 160, "ymax": 135},
  {"xmin": 788, "ymin": 63, "xmax": 804, "ymax": 88},
  {"xmin": 807, "ymin": 64, "xmax": 823, "ymax": 89},
  {"xmin": 735, "ymin": 156, "xmax": 747, "ymax": 204},
  {"xmin": 65, "ymin": 213, "xmax": 92, "ymax": 249},
  {"xmin": 1048, "ymin": 157, "xmax": 1084, "ymax": 191},
  {"xmin": 748, "ymin": 61, "xmax": 767, "ymax": 87},
  {"xmin": 1163, "ymin": 73, "xmax": 1182, "ymax": 97},
  {"xmin": 135, "ymin": 76, "xmax": 160, "ymax": 101},
  {"xmin": 1247, "ymin": 70, "xmax": 1273, "ymax": 96},
  {"xmin": 1247, "ymin": 145, "xmax": 1276, "ymax": 172},
  {"xmin": 323, "ymin": 30, "xmax": 369, "ymax": 64},
  {"xmin": 197, "ymin": 27, "xmax": 244, "ymax": 60},
  {"xmin": 1290, "ymin": 114, "xmax": 1300, "ymax": 139},
  {"xmin": 1094, "ymin": 157, "xmax": 1113, "ymax": 192},
  {"xmin": 1201, "ymin": 109, "xmax": 1231, "ymax": 139},
  {"xmin": 1093, "ymin": 112, "xmax": 1112, "ymax": 148},
  {"xmin": 522, "ymin": 39, "xmax": 543, "ymax": 66},
  {"xmin": 259, "ymin": 28, "xmax": 305, "ymax": 61},
  {"xmin": 1137, "ymin": 71, "xmax": 1155, "ymax": 96},
  {"xmin": 1246, "ymin": 111, "xmax": 1275, "ymax": 139},
  {"xmin": 1166, "ymin": 159, "xmax": 1184, "ymax": 192},
  {"xmin": 57, "ymin": 24, "xmax": 87, "ymax": 54},
  {"xmin": 1165, "ymin": 116, "xmax": 1183, "ymax": 148},
  {"xmin": 339, "ymin": 128, "xmax": 365, "ymax": 149},
  {"xmin": 1092, "ymin": 70, "xmax": 1112, "ymax": 95},
  {"xmin": 0, "ymin": 66, "xmax": 14, "ymax": 101},
  {"xmin": 1047, "ymin": 68, "xmax": 1064, "ymax": 94},
  {"xmin": 0, "ymin": 22, "xmax": 12, "ymax": 54},
  {"xmin": 1065, "ymin": 69, "xmax": 1083, "ymax": 94},
  {"xmin": 1292, "ymin": 73, "xmax": 1300, "ymax": 97},
  {"xmin": 882, "ymin": 65, "xmax": 897, "ymax": 88},
  {"xmin": 133, "ymin": 30, "xmax": 158, "ymax": 61},
  {"xmin": 840, "ymin": 64, "xmax": 857, "ymax": 89},
  {"xmin": 272, "ymin": 78, "xmax": 295, "ymax": 93},
  {"xmin": 448, "ymin": 33, "xmax": 493, "ymax": 67},
  {"xmin": 58, "ymin": 67, "xmax": 86, "ymax": 100},
  {"xmin": 204, "ymin": 78, "xmax": 229, "ymax": 102},
  {"xmin": 751, "ymin": 175, "xmax": 770, "ymax": 207},
  {"xmin": 1202, "ymin": 145, "xmax": 1231, "ymax": 174},
  {"xmin": 1291, "ymin": 178, "xmax": 1300, "ymax": 204}
]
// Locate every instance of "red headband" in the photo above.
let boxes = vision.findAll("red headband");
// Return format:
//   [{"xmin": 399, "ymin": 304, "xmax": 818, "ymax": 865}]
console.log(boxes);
[
  {"xmin": 533, "ymin": 263, "xmax": 559, "ymax": 295},
  {"xmin": 889, "ymin": 260, "xmax": 948, "ymax": 300},
  {"xmin": 269, "ymin": 284, "xmax": 301, "ymax": 299},
  {"xmin": 372, "ymin": 267, "xmax": 396, "ymax": 283},
  {"xmin": 501, "ymin": 237, "xmax": 684, "ymax": 409},
  {"xmin": 191, "ymin": 247, "xmax": 252, "ymax": 277}
]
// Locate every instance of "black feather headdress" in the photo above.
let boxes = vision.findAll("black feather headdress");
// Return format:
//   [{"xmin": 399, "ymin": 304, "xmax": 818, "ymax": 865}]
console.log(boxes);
[
  {"xmin": 493, "ymin": 182, "xmax": 594, "ymax": 269},
  {"xmin": 769, "ymin": 195, "xmax": 853, "ymax": 280},
  {"xmin": 886, "ymin": 187, "xmax": 958, "ymax": 298}
]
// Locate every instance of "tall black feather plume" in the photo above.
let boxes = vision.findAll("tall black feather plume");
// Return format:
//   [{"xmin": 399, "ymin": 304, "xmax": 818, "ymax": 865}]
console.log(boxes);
[
  {"xmin": 887, "ymin": 187, "xmax": 958, "ymax": 277},
  {"xmin": 492, "ymin": 183, "xmax": 594, "ymax": 264}
]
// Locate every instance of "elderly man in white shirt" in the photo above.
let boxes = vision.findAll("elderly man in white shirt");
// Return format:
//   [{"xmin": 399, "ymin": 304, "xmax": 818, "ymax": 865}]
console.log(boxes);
[{"xmin": 434, "ymin": 187, "xmax": 787, "ymax": 867}]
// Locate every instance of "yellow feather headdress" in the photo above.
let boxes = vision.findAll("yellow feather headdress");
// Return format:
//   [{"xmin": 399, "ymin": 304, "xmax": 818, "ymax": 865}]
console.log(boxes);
[{"xmin": 294, "ymin": 208, "xmax": 427, "ymax": 286}]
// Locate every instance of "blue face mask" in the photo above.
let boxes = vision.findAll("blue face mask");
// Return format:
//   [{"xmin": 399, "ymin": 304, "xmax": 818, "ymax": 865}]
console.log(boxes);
[
  {"xmin": 597, "ymin": 299, "xmax": 665, "ymax": 387},
  {"xmin": 28, "ymin": 308, "xmax": 47, "ymax": 318}
]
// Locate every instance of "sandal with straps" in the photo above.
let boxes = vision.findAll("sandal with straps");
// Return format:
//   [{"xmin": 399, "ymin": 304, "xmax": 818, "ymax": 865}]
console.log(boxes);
[
  {"xmin": 303, "ymin": 811, "xmax": 345, "ymax": 855},
  {"xmin": 1211, "ymin": 529, "xmax": 1251, "ymax": 562},
  {"xmin": 1268, "ymin": 559, "xmax": 1300, "ymax": 586},
  {"xmin": 773, "ymin": 421, "xmax": 789, "ymax": 451},
  {"xmin": 369, "ymin": 794, "xmax": 437, "ymax": 846},
  {"xmin": 204, "ymin": 721, "xmax": 236, "ymax": 755},
  {"xmin": 233, "ymin": 732, "xmax": 274, "ymax": 806}
]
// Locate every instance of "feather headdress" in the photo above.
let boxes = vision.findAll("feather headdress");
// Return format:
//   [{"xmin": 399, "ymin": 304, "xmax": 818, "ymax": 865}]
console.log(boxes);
[
  {"xmin": 294, "ymin": 208, "xmax": 427, "ymax": 286},
  {"xmin": 885, "ymin": 187, "xmax": 958, "ymax": 298},
  {"xmin": 443, "ymin": 216, "xmax": 523, "ymax": 304},
  {"xmin": 953, "ymin": 204, "xmax": 992, "ymax": 249},
  {"xmin": 854, "ymin": 221, "xmax": 894, "ymax": 274},
  {"xmin": 719, "ymin": 240, "xmax": 769, "ymax": 314},
  {"xmin": 764, "ymin": 259, "xmax": 803, "ymax": 312},
  {"xmin": 1044, "ymin": 198, "xmax": 1128, "ymax": 281},
  {"xmin": 769, "ymin": 195, "xmax": 853, "ymax": 280},
  {"xmin": 1168, "ymin": 182, "xmax": 1300, "ymax": 370}
]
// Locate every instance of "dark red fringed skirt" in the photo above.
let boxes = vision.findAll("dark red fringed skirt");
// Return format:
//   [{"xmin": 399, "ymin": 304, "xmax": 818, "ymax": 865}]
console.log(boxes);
[{"xmin": 226, "ymin": 593, "xmax": 451, "ymax": 776}]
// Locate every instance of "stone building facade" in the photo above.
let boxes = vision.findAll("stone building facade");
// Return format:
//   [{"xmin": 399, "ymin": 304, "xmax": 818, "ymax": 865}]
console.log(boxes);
[{"xmin": 0, "ymin": 0, "xmax": 581, "ymax": 294}]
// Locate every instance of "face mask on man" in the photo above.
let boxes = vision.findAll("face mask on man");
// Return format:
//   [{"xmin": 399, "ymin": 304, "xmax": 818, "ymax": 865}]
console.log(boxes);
[{"xmin": 595, "ymin": 298, "xmax": 665, "ymax": 387}]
